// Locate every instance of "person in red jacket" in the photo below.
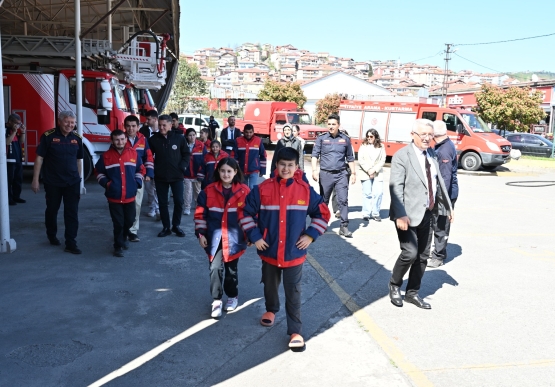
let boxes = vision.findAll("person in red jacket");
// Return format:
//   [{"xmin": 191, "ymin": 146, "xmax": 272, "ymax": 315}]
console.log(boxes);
[
  {"xmin": 125, "ymin": 115, "xmax": 154, "ymax": 242},
  {"xmin": 184, "ymin": 128, "xmax": 207, "ymax": 215},
  {"xmin": 195, "ymin": 158, "xmax": 250, "ymax": 318},
  {"xmin": 199, "ymin": 128, "xmax": 211, "ymax": 149},
  {"xmin": 240, "ymin": 148, "xmax": 330, "ymax": 349},
  {"xmin": 234, "ymin": 124, "xmax": 267, "ymax": 189},
  {"xmin": 95, "ymin": 130, "xmax": 143, "ymax": 257},
  {"xmin": 197, "ymin": 140, "xmax": 229, "ymax": 189}
]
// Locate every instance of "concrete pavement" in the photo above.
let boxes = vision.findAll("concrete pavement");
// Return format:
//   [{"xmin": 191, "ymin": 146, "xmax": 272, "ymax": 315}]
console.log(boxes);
[{"xmin": 1, "ymin": 157, "xmax": 554, "ymax": 387}]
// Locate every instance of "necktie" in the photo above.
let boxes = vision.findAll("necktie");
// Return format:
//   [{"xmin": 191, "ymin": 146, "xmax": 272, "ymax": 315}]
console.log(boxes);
[
  {"xmin": 230, "ymin": 129, "xmax": 233, "ymax": 140},
  {"xmin": 423, "ymin": 151, "xmax": 435, "ymax": 210}
]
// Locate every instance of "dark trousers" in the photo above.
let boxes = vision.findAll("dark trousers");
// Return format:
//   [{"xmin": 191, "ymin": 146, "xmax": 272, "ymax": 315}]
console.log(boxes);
[
  {"xmin": 6, "ymin": 162, "xmax": 23, "ymax": 201},
  {"xmin": 108, "ymin": 202, "xmax": 136, "ymax": 249},
  {"xmin": 319, "ymin": 169, "xmax": 349, "ymax": 227},
  {"xmin": 390, "ymin": 210, "xmax": 433, "ymax": 297},
  {"xmin": 44, "ymin": 182, "xmax": 80, "ymax": 248},
  {"xmin": 432, "ymin": 199, "xmax": 456, "ymax": 261},
  {"xmin": 209, "ymin": 249, "xmax": 239, "ymax": 300},
  {"xmin": 155, "ymin": 180, "xmax": 184, "ymax": 229},
  {"xmin": 262, "ymin": 261, "xmax": 303, "ymax": 335}
]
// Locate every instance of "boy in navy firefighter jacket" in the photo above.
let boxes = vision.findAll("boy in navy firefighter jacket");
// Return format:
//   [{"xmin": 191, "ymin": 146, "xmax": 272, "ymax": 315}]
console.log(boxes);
[
  {"xmin": 195, "ymin": 158, "xmax": 250, "ymax": 318},
  {"xmin": 240, "ymin": 148, "xmax": 330, "ymax": 349},
  {"xmin": 95, "ymin": 130, "xmax": 143, "ymax": 257},
  {"xmin": 233, "ymin": 124, "xmax": 267, "ymax": 189}
]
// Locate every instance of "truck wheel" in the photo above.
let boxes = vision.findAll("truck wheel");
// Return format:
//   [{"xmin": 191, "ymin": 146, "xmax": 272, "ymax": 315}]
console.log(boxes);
[
  {"xmin": 83, "ymin": 149, "xmax": 93, "ymax": 181},
  {"xmin": 460, "ymin": 152, "xmax": 481, "ymax": 171}
]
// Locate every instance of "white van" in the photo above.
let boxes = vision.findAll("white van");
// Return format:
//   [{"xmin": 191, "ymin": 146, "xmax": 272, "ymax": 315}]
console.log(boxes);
[{"xmin": 179, "ymin": 113, "xmax": 210, "ymax": 133}]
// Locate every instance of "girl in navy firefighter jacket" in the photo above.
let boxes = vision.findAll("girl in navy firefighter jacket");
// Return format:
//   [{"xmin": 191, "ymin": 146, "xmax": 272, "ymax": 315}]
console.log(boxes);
[
  {"xmin": 194, "ymin": 157, "xmax": 250, "ymax": 319},
  {"xmin": 239, "ymin": 147, "xmax": 330, "ymax": 349}
]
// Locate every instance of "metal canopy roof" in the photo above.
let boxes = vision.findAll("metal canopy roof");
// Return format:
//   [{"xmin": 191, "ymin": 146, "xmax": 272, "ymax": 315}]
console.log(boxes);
[{"xmin": 0, "ymin": 0, "xmax": 180, "ymax": 109}]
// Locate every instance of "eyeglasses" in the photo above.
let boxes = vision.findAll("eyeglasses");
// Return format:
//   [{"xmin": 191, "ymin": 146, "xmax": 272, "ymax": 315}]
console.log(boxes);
[
  {"xmin": 412, "ymin": 132, "xmax": 433, "ymax": 140},
  {"xmin": 367, "ymin": 135, "xmax": 375, "ymax": 139}
]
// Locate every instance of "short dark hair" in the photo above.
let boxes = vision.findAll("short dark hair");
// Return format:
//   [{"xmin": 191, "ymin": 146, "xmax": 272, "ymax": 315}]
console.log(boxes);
[
  {"xmin": 111, "ymin": 129, "xmax": 125, "ymax": 139},
  {"xmin": 124, "ymin": 115, "xmax": 140, "ymax": 125},
  {"xmin": 328, "ymin": 113, "xmax": 340, "ymax": 123},
  {"xmin": 185, "ymin": 128, "xmax": 196, "ymax": 137},
  {"xmin": 210, "ymin": 140, "xmax": 221, "ymax": 148},
  {"xmin": 275, "ymin": 147, "xmax": 299, "ymax": 165},
  {"xmin": 213, "ymin": 157, "xmax": 244, "ymax": 185},
  {"xmin": 158, "ymin": 114, "xmax": 172, "ymax": 123},
  {"xmin": 200, "ymin": 128, "xmax": 210, "ymax": 136},
  {"xmin": 169, "ymin": 112, "xmax": 179, "ymax": 120},
  {"xmin": 244, "ymin": 124, "xmax": 254, "ymax": 131},
  {"xmin": 145, "ymin": 110, "xmax": 158, "ymax": 118}
]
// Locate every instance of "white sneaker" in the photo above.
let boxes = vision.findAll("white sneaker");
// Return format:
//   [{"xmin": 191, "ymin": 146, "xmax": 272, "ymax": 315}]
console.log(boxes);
[
  {"xmin": 183, "ymin": 209, "xmax": 191, "ymax": 215},
  {"xmin": 225, "ymin": 297, "xmax": 238, "ymax": 311},
  {"xmin": 147, "ymin": 210, "xmax": 156, "ymax": 218},
  {"xmin": 211, "ymin": 300, "xmax": 223, "ymax": 318}
]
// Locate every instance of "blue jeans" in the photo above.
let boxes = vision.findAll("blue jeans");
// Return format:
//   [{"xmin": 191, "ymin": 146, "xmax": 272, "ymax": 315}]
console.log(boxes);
[
  {"xmin": 361, "ymin": 179, "xmax": 383, "ymax": 217},
  {"xmin": 244, "ymin": 173, "xmax": 259, "ymax": 189}
]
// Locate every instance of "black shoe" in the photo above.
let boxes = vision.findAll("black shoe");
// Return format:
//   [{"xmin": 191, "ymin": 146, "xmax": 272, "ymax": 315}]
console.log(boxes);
[
  {"xmin": 9, "ymin": 200, "xmax": 16, "ymax": 206},
  {"xmin": 339, "ymin": 226, "xmax": 353, "ymax": 238},
  {"xmin": 427, "ymin": 258, "xmax": 444, "ymax": 268},
  {"xmin": 389, "ymin": 283, "xmax": 403, "ymax": 307},
  {"xmin": 363, "ymin": 216, "xmax": 370, "ymax": 221},
  {"xmin": 404, "ymin": 294, "xmax": 431, "ymax": 309},
  {"xmin": 64, "ymin": 246, "xmax": 82, "ymax": 254},
  {"xmin": 128, "ymin": 233, "xmax": 140, "ymax": 242},
  {"xmin": 334, "ymin": 211, "xmax": 340, "ymax": 219},
  {"xmin": 171, "ymin": 226, "xmax": 185, "ymax": 237},
  {"xmin": 48, "ymin": 237, "xmax": 61, "ymax": 246},
  {"xmin": 113, "ymin": 248, "xmax": 124, "ymax": 258},
  {"xmin": 158, "ymin": 228, "xmax": 172, "ymax": 237},
  {"xmin": 15, "ymin": 198, "xmax": 26, "ymax": 203},
  {"xmin": 372, "ymin": 215, "xmax": 381, "ymax": 222}
]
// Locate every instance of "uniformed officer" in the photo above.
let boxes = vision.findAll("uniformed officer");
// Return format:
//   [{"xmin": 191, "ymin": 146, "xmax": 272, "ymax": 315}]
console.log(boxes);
[
  {"xmin": 311, "ymin": 113, "xmax": 356, "ymax": 237},
  {"xmin": 5, "ymin": 113, "xmax": 26, "ymax": 205},
  {"xmin": 31, "ymin": 110, "xmax": 84, "ymax": 254}
]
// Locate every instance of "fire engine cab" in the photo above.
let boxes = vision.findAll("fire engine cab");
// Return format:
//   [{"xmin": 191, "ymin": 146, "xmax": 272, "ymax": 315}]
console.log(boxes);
[{"xmin": 339, "ymin": 99, "xmax": 512, "ymax": 171}]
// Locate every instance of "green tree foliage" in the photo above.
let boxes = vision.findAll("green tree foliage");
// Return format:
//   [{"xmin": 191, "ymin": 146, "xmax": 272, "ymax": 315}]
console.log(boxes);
[
  {"xmin": 257, "ymin": 80, "xmax": 307, "ymax": 108},
  {"xmin": 165, "ymin": 60, "xmax": 208, "ymax": 114},
  {"xmin": 368, "ymin": 63, "xmax": 373, "ymax": 78},
  {"xmin": 315, "ymin": 93, "xmax": 341, "ymax": 124},
  {"xmin": 474, "ymin": 84, "xmax": 546, "ymax": 132}
]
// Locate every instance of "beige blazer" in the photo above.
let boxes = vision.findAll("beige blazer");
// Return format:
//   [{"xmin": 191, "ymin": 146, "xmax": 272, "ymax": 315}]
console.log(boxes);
[{"xmin": 358, "ymin": 143, "xmax": 386, "ymax": 181}]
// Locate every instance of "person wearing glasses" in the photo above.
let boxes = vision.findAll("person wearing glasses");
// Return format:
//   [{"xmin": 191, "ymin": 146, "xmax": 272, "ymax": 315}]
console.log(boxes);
[
  {"xmin": 358, "ymin": 129, "xmax": 386, "ymax": 221},
  {"xmin": 388, "ymin": 119, "xmax": 453, "ymax": 309}
]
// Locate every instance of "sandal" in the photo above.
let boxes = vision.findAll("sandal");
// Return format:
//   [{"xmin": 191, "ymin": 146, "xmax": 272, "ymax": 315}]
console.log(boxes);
[
  {"xmin": 289, "ymin": 333, "xmax": 304, "ymax": 348},
  {"xmin": 260, "ymin": 311, "xmax": 275, "ymax": 327}
]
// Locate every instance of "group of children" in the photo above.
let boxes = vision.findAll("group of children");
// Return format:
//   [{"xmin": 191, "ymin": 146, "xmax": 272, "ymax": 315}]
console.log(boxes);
[{"xmin": 193, "ymin": 147, "xmax": 330, "ymax": 349}]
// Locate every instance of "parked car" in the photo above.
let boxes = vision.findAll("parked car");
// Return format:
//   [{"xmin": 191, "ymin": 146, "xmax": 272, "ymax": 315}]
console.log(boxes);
[
  {"xmin": 505, "ymin": 133, "xmax": 554, "ymax": 158},
  {"xmin": 179, "ymin": 113, "xmax": 210, "ymax": 133}
]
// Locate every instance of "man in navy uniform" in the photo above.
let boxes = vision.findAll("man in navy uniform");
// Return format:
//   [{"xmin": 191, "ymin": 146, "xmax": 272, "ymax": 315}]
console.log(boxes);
[
  {"xmin": 311, "ymin": 113, "xmax": 356, "ymax": 237},
  {"xmin": 5, "ymin": 113, "xmax": 26, "ymax": 205},
  {"xmin": 31, "ymin": 110, "xmax": 84, "ymax": 254}
]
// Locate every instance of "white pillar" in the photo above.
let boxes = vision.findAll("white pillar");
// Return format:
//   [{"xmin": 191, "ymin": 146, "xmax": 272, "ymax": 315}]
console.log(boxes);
[
  {"xmin": 0, "ymin": 23, "xmax": 17, "ymax": 253},
  {"xmin": 75, "ymin": 0, "xmax": 86, "ymax": 194}
]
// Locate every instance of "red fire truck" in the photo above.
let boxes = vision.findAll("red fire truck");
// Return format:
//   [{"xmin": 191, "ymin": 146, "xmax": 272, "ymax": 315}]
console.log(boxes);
[
  {"xmin": 2, "ymin": 32, "xmax": 169, "ymax": 179},
  {"xmin": 234, "ymin": 101, "xmax": 327, "ymax": 144},
  {"xmin": 339, "ymin": 100, "xmax": 512, "ymax": 171}
]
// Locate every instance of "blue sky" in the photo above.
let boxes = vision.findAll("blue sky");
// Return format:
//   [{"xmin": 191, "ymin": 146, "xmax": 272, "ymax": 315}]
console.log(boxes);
[{"xmin": 179, "ymin": 0, "xmax": 555, "ymax": 74}]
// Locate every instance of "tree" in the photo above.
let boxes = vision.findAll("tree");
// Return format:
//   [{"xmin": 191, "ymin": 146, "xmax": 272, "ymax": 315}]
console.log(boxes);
[
  {"xmin": 368, "ymin": 63, "xmax": 373, "ymax": 78},
  {"xmin": 474, "ymin": 84, "xmax": 546, "ymax": 133},
  {"xmin": 257, "ymin": 80, "xmax": 307, "ymax": 108},
  {"xmin": 165, "ymin": 60, "xmax": 208, "ymax": 114},
  {"xmin": 315, "ymin": 93, "xmax": 341, "ymax": 124}
]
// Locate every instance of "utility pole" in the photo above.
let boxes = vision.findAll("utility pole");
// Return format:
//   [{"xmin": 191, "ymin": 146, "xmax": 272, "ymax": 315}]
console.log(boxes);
[{"xmin": 442, "ymin": 43, "xmax": 453, "ymax": 107}]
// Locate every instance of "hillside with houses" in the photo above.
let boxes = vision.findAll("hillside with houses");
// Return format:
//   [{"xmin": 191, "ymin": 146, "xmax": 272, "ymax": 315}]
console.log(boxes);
[{"xmin": 184, "ymin": 42, "xmax": 540, "ymax": 97}]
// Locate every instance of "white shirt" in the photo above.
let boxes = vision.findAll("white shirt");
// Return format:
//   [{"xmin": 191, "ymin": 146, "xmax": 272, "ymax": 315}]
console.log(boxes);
[
  {"xmin": 227, "ymin": 127, "xmax": 235, "ymax": 140},
  {"xmin": 412, "ymin": 143, "xmax": 438, "ymax": 207}
]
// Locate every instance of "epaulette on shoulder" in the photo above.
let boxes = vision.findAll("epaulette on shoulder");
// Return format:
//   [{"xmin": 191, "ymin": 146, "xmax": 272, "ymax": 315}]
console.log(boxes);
[
  {"xmin": 44, "ymin": 129, "xmax": 55, "ymax": 136},
  {"xmin": 341, "ymin": 131, "xmax": 351, "ymax": 138},
  {"xmin": 72, "ymin": 130, "xmax": 82, "ymax": 139}
]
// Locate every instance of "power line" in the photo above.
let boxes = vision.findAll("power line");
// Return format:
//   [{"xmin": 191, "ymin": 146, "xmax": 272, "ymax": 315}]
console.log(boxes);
[
  {"xmin": 452, "ymin": 53, "xmax": 504, "ymax": 73},
  {"xmin": 455, "ymin": 32, "xmax": 555, "ymax": 46},
  {"xmin": 405, "ymin": 51, "xmax": 443, "ymax": 63}
]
